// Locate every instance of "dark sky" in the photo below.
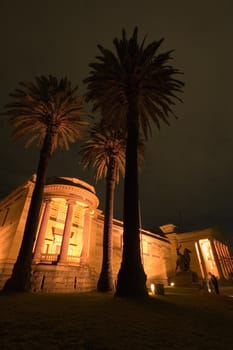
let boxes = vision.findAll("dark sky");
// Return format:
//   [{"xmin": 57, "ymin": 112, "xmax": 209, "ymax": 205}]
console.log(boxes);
[{"xmin": 0, "ymin": 1, "xmax": 233, "ymax": 247}]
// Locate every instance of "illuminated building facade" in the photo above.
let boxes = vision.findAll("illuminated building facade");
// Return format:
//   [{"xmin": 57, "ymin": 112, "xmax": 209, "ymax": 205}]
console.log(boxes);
[
  {"xmin": 0, "ymin": 176, "xmax": 170, "ymax": 292},
  {"xmin": 0, "ymin": 177, "xmax": 232, "ymax": 292},
  {"xmin": 163, "ymin": 224, "xmax": 233, "ymax": 284}
]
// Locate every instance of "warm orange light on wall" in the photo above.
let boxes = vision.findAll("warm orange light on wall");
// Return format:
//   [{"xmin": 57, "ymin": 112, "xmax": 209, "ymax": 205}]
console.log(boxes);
[
  {"xmin": 199, "ymin": 239, "xmax": 219, "ymax": 278},
  {"xmin": 195, "ymin": 242, "xmax": 205, "ymax": 278}
]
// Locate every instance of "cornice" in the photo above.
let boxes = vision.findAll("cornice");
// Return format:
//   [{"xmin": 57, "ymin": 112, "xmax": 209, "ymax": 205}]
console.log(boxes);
[
  {"xmin": 0, "ymin": 181, "xmax": 32, "ymax": 208},
  {"xmin": 43, "ymin": 183, "xmax": 99, "ymax": 209}
]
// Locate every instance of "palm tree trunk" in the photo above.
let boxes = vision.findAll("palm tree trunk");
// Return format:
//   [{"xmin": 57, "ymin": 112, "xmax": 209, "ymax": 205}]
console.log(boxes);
[
  {"xmin": 3, "ymin": 134, "xmax": 52, "ymax": 293},
  {"xmin": 97, "ymin": 157, "xmax": 116, "ymax": 292},
  {"xmin": 115, "ymin": 98, "xmax": 148, "ymax": 297}
]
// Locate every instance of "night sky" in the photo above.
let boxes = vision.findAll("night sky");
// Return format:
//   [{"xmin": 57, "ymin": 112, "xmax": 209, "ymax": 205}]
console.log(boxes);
[{"xmin": 0, "ymin": 1, "xmax": 233, "ymax": 247}]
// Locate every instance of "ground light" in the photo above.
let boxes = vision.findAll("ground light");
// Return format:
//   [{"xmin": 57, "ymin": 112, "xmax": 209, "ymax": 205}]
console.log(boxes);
[{"xmin": 150, "ymin": 283, "xmax": 155, "ymax": 295}]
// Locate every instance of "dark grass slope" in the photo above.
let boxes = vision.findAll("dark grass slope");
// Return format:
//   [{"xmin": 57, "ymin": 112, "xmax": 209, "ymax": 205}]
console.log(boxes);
[{"xmin": 0, "ymin": 287, "xmax": 232, "ymax": 350}]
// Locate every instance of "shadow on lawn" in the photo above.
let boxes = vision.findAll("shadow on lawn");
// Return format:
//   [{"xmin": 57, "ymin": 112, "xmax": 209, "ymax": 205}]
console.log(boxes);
[{"xmin": 0, "ymin": 289, "xmax": 232, "ymax": 350}]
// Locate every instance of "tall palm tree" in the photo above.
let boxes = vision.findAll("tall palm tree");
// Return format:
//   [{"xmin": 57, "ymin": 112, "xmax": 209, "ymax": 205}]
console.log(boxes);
[
  {"xmin": 84, "ymin": 27, "xmax": 184, "ymax": 297},
  {"xmin": 2, "ymin": 75, "xmax": 88, "ymax": 292},
  {"xmin": 81, "ymin": 123, "xmax": 126, "ymax": 292}
]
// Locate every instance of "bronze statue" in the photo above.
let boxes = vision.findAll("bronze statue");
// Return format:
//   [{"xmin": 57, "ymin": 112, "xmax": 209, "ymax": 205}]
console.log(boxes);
[{"xmin": 176, "ymin": 245, "xmax": 191, "ymax": 272}]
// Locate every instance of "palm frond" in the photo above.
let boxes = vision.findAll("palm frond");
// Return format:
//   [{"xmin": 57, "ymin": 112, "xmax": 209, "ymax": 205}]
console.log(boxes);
[
  {"xmin": 84, "ymin": 27, "xmax": 184, "ymax": 138},
  {"xmin": 2, "ymin": 75, "xmax": 89, "ymax": 153},
  {"xmin": 81, "ymin": 122, "xmax": 144, "ymax": 182},
  {"xmin": 81, "ymin": 123, "xmax": 127, "ymax": 183}
]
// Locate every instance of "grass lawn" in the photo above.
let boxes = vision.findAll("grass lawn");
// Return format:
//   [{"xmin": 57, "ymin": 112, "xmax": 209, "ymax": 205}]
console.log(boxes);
[{"xmin": 0, "ymin": 286, "xmax": 232, "ymax": 350}]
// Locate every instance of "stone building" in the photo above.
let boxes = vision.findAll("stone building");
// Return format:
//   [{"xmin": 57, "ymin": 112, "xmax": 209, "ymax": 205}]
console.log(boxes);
[
  {"xmin": 162, "ymin": 224, "xmax": 233, "ymax": 285},
  {"xmin": 0, "ymin": 176, "xmax": 232, "ymax": 292}
]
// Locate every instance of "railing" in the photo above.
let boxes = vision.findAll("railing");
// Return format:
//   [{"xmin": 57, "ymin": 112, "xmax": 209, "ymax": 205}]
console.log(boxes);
[
  {"xmin": 40, "ymin": 253, "xmax": 58, "ymax": 263},
  {"xmin": 67, "ymin": 255, "xmax": 80, "ymax": 264},
  {"xmin": 39, "ymin": 253, "xmax": 80, "ymax": 265}
]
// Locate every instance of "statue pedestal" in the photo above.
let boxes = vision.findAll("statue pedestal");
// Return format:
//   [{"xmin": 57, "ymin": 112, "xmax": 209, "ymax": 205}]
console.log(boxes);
[{"xmin": 174, "ymin": 271, "xmax": 199, "ymax": 287}]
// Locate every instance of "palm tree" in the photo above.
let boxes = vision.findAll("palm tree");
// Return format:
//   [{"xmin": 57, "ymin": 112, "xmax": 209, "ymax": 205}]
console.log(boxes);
[
  {"xmin": 81, "ymin": 123, "xmax": 126, "ymax": 292},
  {"xmin": 2, "ymin": 75, "xmax": 88, "ymax": 292},
  {"xmin": 83, "ymin": 28, "xmax": 184, "ymax": 297}
]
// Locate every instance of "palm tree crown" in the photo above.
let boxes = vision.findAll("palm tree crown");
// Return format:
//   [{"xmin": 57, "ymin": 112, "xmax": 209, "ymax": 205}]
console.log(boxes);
[
  {"xmin": 81, "ymin": 123, "xmax": 126, "ymax": 182},
  {"xmin": 84, "ymin": 27, "xmax": 184, "ymax": 138},
  {"xmin": 5, "ymin": 75, "xmax": 88, "ymax": 153},
  {"xmin": 81, "ymin": 123, "xmax": 127, "ymax": 292},
  {"xmin": 84, "ymin": 27, "xmax": 184, "ymax": 297},
  {"xmin": 2, "ymin": 75, "xmax": 88, "ymax": 293}
]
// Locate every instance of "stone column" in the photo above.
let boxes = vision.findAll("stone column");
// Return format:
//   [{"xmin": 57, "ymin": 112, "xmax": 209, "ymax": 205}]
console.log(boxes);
[
  {"xmin": 80, "ymin": 208, "xmax": 93, "ymax": 263},
  {"xmin": 33, "ymin": 199, "xmax": 51, "ymax": 263},
  {"xmin": 210, "ymin": 239, "xmax": 223, "ymax": 279},
  {"xmin": 195, "ymin": 241, "xmax": 206, "ymax": 279},
  {"xmin": 219, "ymin": 243, "xmax": 230, "ymax": 277},
  {"xmin": 223, "ymin": 244, "xmax": 233, "ymax": 274},
  {"xmin": 58, "ymin": 200, "xmax": 74, "ymax": 264}
]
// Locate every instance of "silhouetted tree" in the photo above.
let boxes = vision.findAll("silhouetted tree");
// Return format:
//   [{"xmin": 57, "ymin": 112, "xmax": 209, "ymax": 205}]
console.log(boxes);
[
  {"xmin": 81, "ymin": 123, "xmax": 144, "ymax": 293},
  {"xmin": 81, "ymin": 123, "xmax": 126, "ymax": 292},
  {"xmin": 2, "ymin": 75, "xmax": 88, "ymax": 292},
  {"xmin": 84, "ymin": 28, "xmax": 184, "ymax": 297}
]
